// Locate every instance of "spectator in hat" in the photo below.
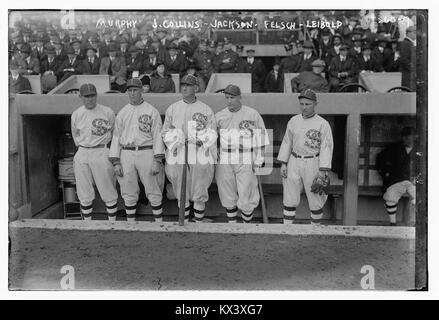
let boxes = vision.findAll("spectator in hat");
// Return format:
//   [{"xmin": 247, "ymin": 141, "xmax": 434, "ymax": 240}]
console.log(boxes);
[
  {"xmin": 16, "ymin": 44, "xmax": 40, "ymax": 75},
  {"xmin": 264, "ymin": 57, "xmax": 283, "ymax": 92},
  {"xmin": 279, "ymin": 42, "xmax": 301, "ymax": 74},
  {"xmin": 81, "ymin": 46, "xmax": 101, "ymax": 74},
  {"xmin": 100, "ymin": 43, "xmax": 127, "ymax": 92},
  {"xmin": 40, "ymin": 46, "xmax": 61, "ymax": 78},
  {"xmin": 58, "ymin": 46, "xmax": 82, "ymax": 83},
  {"xmin": 349, "ymin": 34, "xmax": 363, "ymax": 62},
  {"xmin": 237, "ymin": 48, "xmax": 266, "ymax": 92},
  {"xmin": 372, "ymin": 35, "xmax": 390, "ymax": 72},
  {"xmin": 399, "ymin": 25, "xmax": 416, "ymax": 90},
  {"xmin": 385, "ymin": 39, "xmax": 401, "ymax": 72},
  {"xmin": 89, "ymin": 35, "xmax": 106, "ymax": 59},
  {"xmin": 71, "ymin": 38, "xmax": 86, "ymax": 60},
  {"xmin": 291, "ymin": 59, "xmax": 329, "ymax": 93},
  {"xmin": 139, "ymin": 29, "xmax": 151, "ymax": 48},
  {"xmin": 234, "ymin": 44, "xmax": 247, "ymax": 73},
  {"xmin": 150, "ymin": 37, "xmax": 167, "ymax": 62},
  {"xmin": 296, "ymin": 40, "xmax": 318, "ymax": 73},
  {"xmin": 157, "ymin": 27, "xmax": 171, "ymax": 49},
  {"xmin": 143, "ymin": 47, "xmax": 159, "ymax": 74},
  {"xmin": 356, "ymin": 43, "xmax": 382, "ymax": 72},
  {"xmin": 129, "ymin": 27, "xmax": 140, "ymax": 45},
  {"xmin": 216, "ymin": 40, "xmax": 238, "ymax": 73},
  {"xmin": 32, "ymin": 35, "xmax": 46, "ymax": 62},
  {"xmin": 181, "ymin": 61, "xmax": 205, "ymax": 92},
  {"xmin": 318, "ymin": 28, "xmax": 333, "ymax": 64},
  {"xmin": 9, "ymin": 62, "xmax": 32, "ymax": 94},
  {"xmin": 149, "ymin": 61, "xmax": 175, "ymax": 93},
  {"xmin": 165, "ymin": 42, "xmax": 186, "ymax": 74},
  {"xmin": 328, "ymin": 44, "xmax": 357, "ymax": 92},
  {"xmin": 118, "ymin": 37, "xmax": 130, "ymax": 61},
  {"xmin": 208, "ymin": 40, "xmax": 217, "ymax": 55},
  {"xmin": 126, "ymin": 46, "xmax": 144, "ymax": 79},
  {"xmin": 52, "ymin": 38, "xmax": 67, "ymax": 62},
  {"xmin": 193, "ymin": 39, "xmax": 215, "ymax": 86},
  {"xmin": 140, "ymin": 74, "xmax": 151, "ymax": 93},
  {"xmin": 325, "ymin": 33, "xmax": 343, "ymax": 67}
]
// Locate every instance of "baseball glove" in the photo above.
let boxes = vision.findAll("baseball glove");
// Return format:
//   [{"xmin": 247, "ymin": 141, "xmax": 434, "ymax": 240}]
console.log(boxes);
[{"xmin": 310, "ymin": 174, "xmax": 330, "ymax": 195}]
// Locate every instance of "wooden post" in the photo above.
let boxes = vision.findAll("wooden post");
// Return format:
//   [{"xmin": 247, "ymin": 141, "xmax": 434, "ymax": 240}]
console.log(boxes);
[{"xmin": 342, "ymin": 113, "xmax": 361, "ymax": 225}]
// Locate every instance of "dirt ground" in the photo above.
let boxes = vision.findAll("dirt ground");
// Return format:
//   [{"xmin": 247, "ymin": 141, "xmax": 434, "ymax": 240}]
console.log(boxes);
[{"xmin": 9, "ymin": 226, "xmax": 414, "ymax": 291}]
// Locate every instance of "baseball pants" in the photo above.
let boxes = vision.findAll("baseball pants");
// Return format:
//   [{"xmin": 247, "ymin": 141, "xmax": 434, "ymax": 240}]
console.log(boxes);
[
  {"xmin": 282, "ymin": 156, "xmax": 327, "ymax": 223},
  {"xmin": 216, "ymin": 162, "xmax": 259, "ymax": 223},
  {"xmin": 117, "ymin": 149, "xmax": 164, "ymax": 219},
  {"xmin": 73, "ymin": 147, "xmax": 118, "ymax": 219},
  {"xmin": 165, "ymin": 163, "xmax": 214, "ymax": 221},
  {"xmin": 383, "ymin": 180, "xmax": 416, "ymax": 224}
]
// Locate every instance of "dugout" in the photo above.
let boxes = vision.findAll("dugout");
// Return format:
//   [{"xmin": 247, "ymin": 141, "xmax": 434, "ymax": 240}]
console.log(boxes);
[{"xmin": 9, "ymin": 91, "xmax": 415, "ymax": 225}]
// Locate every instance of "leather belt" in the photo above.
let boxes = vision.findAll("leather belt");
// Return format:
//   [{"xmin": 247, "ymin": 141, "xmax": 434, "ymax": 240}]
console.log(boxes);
[
  {"xmin": 292, "ymin": 151, "xmax": 319, "ymax": 159},
  {"xmin": 122, "ymin": 145, "xmax": 153, "ymax": 151},
  {"xmin": 222, "ymin": 147, "xmax": 254, "ymax": 153},
  {"xmin": 79, "ymin": 144, "xmax": 108, "ymax": 149}
]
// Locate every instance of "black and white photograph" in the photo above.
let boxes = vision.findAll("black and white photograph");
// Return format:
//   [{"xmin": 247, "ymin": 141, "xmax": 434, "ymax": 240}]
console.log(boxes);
[{"xmin": 4, "ymin": 2, "xmax": 432, "ymax": 302}]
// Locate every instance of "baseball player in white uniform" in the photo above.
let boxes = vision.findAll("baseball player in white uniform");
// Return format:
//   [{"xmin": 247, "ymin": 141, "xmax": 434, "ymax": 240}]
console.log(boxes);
[
  {"xmin": 278, "ymin": 89, "xmax": 333, "ymax": 225},
  {"xmin": 109, "ymin": 78, "xmax": 165, "ymax": 222},
  {"xmin": 71, "ymin": 83, "xmax": 118, "ymax": 221},
  {"xmin": 215, "ymin": 84, "xmax": 269, "ymax": 223},
  {"xmin": 162, "ymin": 74, "xmax": 217, "ymax": 222}
]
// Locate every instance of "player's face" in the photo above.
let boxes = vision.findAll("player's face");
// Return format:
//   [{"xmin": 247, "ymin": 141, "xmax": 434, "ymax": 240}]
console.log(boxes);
[
  {"xmin": 181, "ymin": 84, "xmax": 196, "ymax": 99},
  {"xmin": 127, "ymin": 87, "xmax": 143, "ymax": 104},
  {"xmin": 225, "ymin": 94, "xmax": 241, "ymax": 109},
  {"xmin": 81, "ymin": 94, "xmax": 97, "ymax": 109},
  {"xmin": 299, "ymin": 98, "xmax": 316, "ymax": 117}
]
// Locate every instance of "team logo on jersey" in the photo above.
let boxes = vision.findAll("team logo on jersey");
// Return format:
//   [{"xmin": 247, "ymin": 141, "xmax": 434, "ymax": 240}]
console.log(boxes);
[
  {"xmin": 192, "ymin": 113, "xmax": 208, "ymax": 131},
  {"xmin": 239, "ymin": 120, "xmax": 255, "ymax": 137},
  {"xmin": 138, "ymin": 114, "xmax": 152, "ymax": 133},
  {"xmin": 305, "ymin": 129, "xmax": 321, "ymax": 149},
  {"xmin": 91, "ymin": 118, "xmax": 110, "ymax": 136}
]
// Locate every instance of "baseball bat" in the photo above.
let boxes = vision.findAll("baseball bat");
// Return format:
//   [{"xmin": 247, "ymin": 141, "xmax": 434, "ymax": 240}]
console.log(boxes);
[
  {"xmin": 178, "ymin": 141, "xmax": 188, "ymax": 226},
  {"xmin": 256, "ymin": 174, "xmax": 269, "ymax": 224}
]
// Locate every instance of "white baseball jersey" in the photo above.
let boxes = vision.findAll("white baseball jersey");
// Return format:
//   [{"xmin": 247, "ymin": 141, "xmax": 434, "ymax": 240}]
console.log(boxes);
[
  {"xmin": 71, "ymin": 104, "xmax": 115, "ymax": 147},
  {"xmin": 277, "ymin": 113, "xmax": 333, "ymax": 170},
  {"xmin": 109, "ymin": 100, "xmax": 165, "ymax": 160}
]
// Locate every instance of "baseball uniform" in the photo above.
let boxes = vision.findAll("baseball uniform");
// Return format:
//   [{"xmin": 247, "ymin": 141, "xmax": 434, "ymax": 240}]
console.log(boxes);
[
  {"xmin": 215, "ymin": 105, "xmax": 269, "ymax": 222},
  {"xmin": 109, "ymin": 100, "xmax": 165, "ymax": 222},
  {"xmin": 162, "ymin": 99, "xmax": 217, "ymax": 222},
  {"xmin": 71, "ymin": 104, "xmax": 118, "ymax": 220},
  {"xmin": 277, "ymin": 113, "xmax": 333, "ymax": 224}
]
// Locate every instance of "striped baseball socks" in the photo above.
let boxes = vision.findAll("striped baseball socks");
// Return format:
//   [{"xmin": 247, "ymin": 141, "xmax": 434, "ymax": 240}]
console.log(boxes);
[
  {"xmin": 241, "ymin": 210, "xmax": 253, "ymax": 223},
  {"xmin": 283, "ymin": 205, "xmax": 296, "ymax": 224},
  {"xmin": 226, "ymin": 207, "xmax": 238, "ymax": 223},
  {"xmin": 311, "ymin": 209, "xmax": 323, "ymax": 225},
  {"xmin": 193, "ymin": 202, "xmax": 205, "ymax": 223},
  {"xmin": 106, "ymin": 201, "xmax": 118, "ymax": 221},
  {"xmin": 80, "ymin": 203, "xmax": 93, "ymax": 221},
  {"xmin": 125, "ymin": 203, "xmax": 137, "ymax": 222},
  {"xmin": 151, "ymin": 204, "xmax": 163, "ymax": 222},
  {"xmin": 385, "ymin": 202, "xmax": 398, "ymax": 225}
]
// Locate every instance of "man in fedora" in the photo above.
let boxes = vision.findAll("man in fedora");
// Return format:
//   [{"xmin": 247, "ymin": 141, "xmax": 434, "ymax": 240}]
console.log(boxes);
[
  {"xmin": 58, "ymin": 46, "xmax": 83, "ymax": 83},
  {"xmin": 81, "ymin": 46, "xmax": 101, "ymax": 74},
  {"xmin": 99, "ymin": 43, "xmax": 127, "ymax": 92},
  {"xmin": 296, "ymin": 40, "xmax": 318, "ymax": 73},
  {"xmin": 16, "ymin": 44, "xmax": 40, "ymax": 75},
  {"xmin": 237, "ymin": 48, "xmax": 266, "ymax": 92}
]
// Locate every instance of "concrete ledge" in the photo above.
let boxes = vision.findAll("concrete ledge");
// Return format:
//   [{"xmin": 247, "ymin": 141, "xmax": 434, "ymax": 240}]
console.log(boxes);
[{"xmin": 9, "ymin": 219, "xmax": 415, "ymax": 240}]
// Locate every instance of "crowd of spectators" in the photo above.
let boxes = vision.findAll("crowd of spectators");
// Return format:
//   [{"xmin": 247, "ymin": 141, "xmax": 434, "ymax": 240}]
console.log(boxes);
[{"xmin": 9, "ymin": 11, "xmax": 416, "ymax": 94}]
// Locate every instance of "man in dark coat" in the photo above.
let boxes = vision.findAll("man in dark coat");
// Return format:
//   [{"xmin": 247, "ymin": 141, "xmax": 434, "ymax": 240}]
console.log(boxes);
[
  {"xmin": 193, "ymin": 39, "xmax": 215, "ymax": 87},
  {"xmin": 164, "ymin": 42, "xmax": 186, "ymax": 75},
  {"xmin": 296, "ymin": 40, "xmax": 318, "ymax": 73},
  {"xmin": 216, "ymin": 40, "xmax": 239, "ymax": 73},
  {"xmin": 279, "ymin": 44, "xmax": 301, "ymax": 74},
  {"xmin": 291, "ymin": 59, "xmax": 329, "ymax": 93},
  {"xmin": 236, "ymin": 48, "xmax": 266, "ymax": 92},
  {"xmin": 58, "ymin": 46, "xmax": 83, "ymax": 83},
  {"xmin": 143, "ymin": 47, "xmax": 159, "ymax": 74},
  {"xmin": 126, "ymin": 46, "xmax": 144, "ymax": 79},
  {"xmin": 399, "ymin": 26, "xmax": 416, "ymax": 91},
  {"xmin": 328, "ymin": 44, "xmax": 358, "ymax": 92},
  {"xmin": 325, "ymin": 33, "xmax": 343, "ymax": 68},
  {"xmin": 9, "ymin": 63, "xmax": 32, "ymax": 94},
  {"xmin": 376, "ymin": 127, "xmax": 417, "ymax": 225},
  {"xmin": 81, "ymin": 46, "xmax": 101, "ymax": 74},
  {"xmin": 356, "ymin": 43, "xmax": 382, "ymax": 72},
  {"xmin": 264, "ymin": 58, "xmax": 283, "ymax": 92}
]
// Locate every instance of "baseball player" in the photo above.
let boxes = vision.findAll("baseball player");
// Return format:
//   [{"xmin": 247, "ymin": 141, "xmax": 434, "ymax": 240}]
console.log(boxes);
[
  {"xmin": 109, "ymin": 78, "xmax": 165, "ymax": 222},
  {"xmin": 71, "ymin": 83, "xmax": 118, "ymax": 221},
  {"xmin": 376, "ymin": 127, "xmax": 417, "ymax": 226},
  {"xmin": 215, "ymin": 84, "xmax": 269, "ymax": 223},
  {"xmin": 277, "ymin": 89, "xmax": 334, "ymax": 225},
  {"xmin": 162, "ymin": 74, "xmax": 217, "ymax": 222}
]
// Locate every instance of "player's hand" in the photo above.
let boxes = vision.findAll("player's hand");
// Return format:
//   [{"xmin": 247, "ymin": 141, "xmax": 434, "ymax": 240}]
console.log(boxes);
[
  {"xmin": 114, "ymin": 164, "xmax": 124, "ymax": 177},
  {"xmin": 151, "ymin": 160, "xmax": 162, "ymax": 176},
  {"xmin": 280, "ymin": 163, "xmax": 288, "ymax": 179}
]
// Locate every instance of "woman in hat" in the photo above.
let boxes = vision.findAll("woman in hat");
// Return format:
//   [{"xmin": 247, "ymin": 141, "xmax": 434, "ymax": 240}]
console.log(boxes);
[{"xmin": 149, "ymin": 61, "xmax": 175, "ymax": 93}]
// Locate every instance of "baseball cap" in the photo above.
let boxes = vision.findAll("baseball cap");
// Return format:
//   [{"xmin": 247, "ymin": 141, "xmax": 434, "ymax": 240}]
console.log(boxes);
[
  {"xmin": 180, "ymin": 74, "xmax": 198, "ymax": 86},
  {"xmin": 224, "ymin": 84, "xmax": 241, "ymax": 96},
  {"xmin": 126, "ymin": 78, "xmax": 143, "ymax": 89},
  {"xmin": 79, "ymin": 83, "xmax": 97, "ymax": 97},
  {"xmin": 299, "ymin": 89, "xmax": 317, "ymax": 102}
]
